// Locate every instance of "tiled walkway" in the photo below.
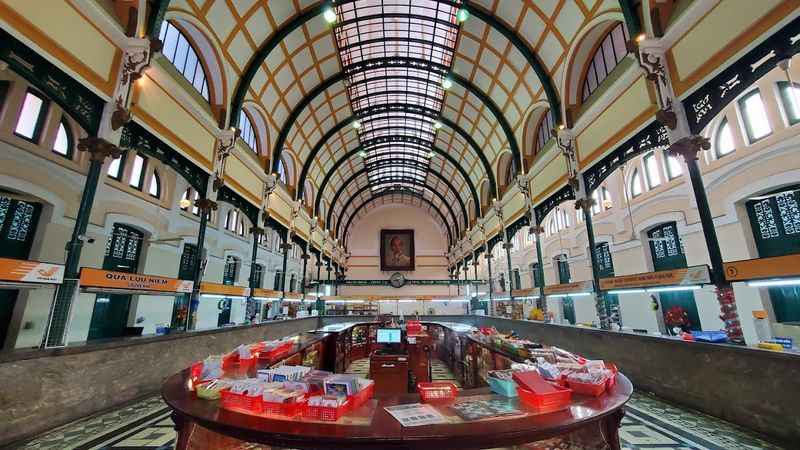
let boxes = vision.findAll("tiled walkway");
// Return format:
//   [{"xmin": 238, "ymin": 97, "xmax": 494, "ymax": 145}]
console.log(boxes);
[{"xmin": 16, "ymin": 361, "xmax": 783, "ymax": 450}]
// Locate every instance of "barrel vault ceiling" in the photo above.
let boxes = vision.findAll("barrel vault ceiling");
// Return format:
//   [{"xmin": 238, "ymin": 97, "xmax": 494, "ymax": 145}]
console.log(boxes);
[{"xmin": 165, "ymin": 0, "xmax": 622, "ymax": 249}]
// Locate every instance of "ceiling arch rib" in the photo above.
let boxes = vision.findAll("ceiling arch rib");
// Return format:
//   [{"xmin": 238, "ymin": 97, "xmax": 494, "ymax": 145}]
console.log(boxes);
[
  {"xmin": 330, "ymin": 0, "xmax": 460, "ymax": 208},
  {"xmin": 334, "ymin": 179, "xmax": 459, "ymax": 243},
  {"xmin": 341, "ymin": 188, "xmax": 453, "ymax": 247},
  {"xmin": 297, "ymin": 110, "xmax": 496, "ymax": 209},
  {"xmin": 312, "ymin": 138, "xmax": 481, "ymax": 219},
  {"xmin": 325, "ymin": 159, "xmax": 469, "ymax": 234}
]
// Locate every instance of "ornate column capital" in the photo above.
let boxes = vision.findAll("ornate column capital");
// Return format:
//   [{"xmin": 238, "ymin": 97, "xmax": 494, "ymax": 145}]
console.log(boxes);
[
  {"xmin": 667, "ymin": 135, "xmax": 710, "ymax": 162},
  {"xmin": 111, "ymin": 37, "xmax": 161, "ymax": 131},
  {"xmin": 574, "ymin": 197, "xmax": 596, "ymax": 212},
  {"xmin": 195, "ymin": 198, "xmax": 218, "ymax": 212},
  {"xmin": 212, "ymin": 128, "xmax": 239, "ymax": 192},
  {"xmin": 78, "ymin": 137, "xmax": 123, "ymax": 162}
]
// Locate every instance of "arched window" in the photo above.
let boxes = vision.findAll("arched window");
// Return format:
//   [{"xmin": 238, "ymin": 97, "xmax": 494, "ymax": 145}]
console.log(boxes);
[
  {"xmin": 225, "ymin": 209, "xmax": 239, "ymax": 231},
  {"xmin": 107, "ymin": 153, "xmax": 125, "ymax": 180},
  {"xmin": 778, "ymin": 81, "xmax": 800, "ymax": 125},
  {"xmin": 582, "ymin": 22, "xmax": 629, "ymax": 102},
  {"xmin": 237, "ymin": 218, "xmax": 245, "ymax": 237},
  {"xmin": 738, "ymin": 89, "xmax": 772, "ymax": 142},
  {"xmin": 714, "ymin": 118, "xmax": 736, "ymax": 158},
  {"xmin": 52, "ymin": 118, "xmax": 73, "ymax": 159},
  {"xmin": 591, "ymin": 186, "xmax": 613, "ymax": 214},
  {"xmin": 15, "ymin": 90, "xmax": 48, "ymax": 142},
  {"xmin": 238, "ymin": 109, "xmax": 258, "ymax": 152},
  {"xmin": 277, "ymin": 158, "xmax": 288, "ymax": 184},
  {"xmin": 534, "ymin": 110, "xmax": 555, "ymax": 155},
  {"xmin": 180, "ymin": 188, "xmax": 190, "ymax": 211},
  {"xmin": 630, "ymin": 169, "xmax": 643, "ymax": 197},
  {"xmin": 158, "ymin": 21, "xmax": 210, "ymax": 101},
  {"xmin": 665, "ymin": 150, "xmax": 682, "ymax": 179},
  {"xmin": 643, "ymin": 152, "xmax": 661, "ymax": 189},
  {"xmin": 504, "ymin": 158, "xmax": 514, "ymax": 188},
  {"xmin": 129, "ymin": 154, "xmax": 148, "ymax": 190},
  {"xmin": 148, "ymin": 170, "xmax": 161, "ymax": 198}
]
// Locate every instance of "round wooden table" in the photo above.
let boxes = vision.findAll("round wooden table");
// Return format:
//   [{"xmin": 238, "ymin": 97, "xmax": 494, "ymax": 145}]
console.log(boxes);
[{"xmin": 163, "ymin": 369, "xmax": 632, "ymax": 450}]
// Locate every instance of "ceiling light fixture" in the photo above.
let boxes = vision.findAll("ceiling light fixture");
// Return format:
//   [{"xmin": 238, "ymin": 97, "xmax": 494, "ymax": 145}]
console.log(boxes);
[
  {"xmin": 456, "ymin": 8, "xmax": 469, "ymax": 23},
  {"xmin": 635, "ymin": 33, "xmax": 647, "ymax": 43},
  {"xmin": 358, "ymin": 150, "xmax": 367, "ymax": 158},
  {"xmin": 433, "ymin": 120, "xmax": 443, "ymax": 129},
  {"xmin": 747, "ymin": 278, "xmax": 800, "ymax": 287},
  {"xmin": 441, "ymin": 77, "xmax": 453, "ymax": 90},
  {"xmin": 323, "ymin": 8, "xmax": 337, "ymax": 24},
  {"xmin": 352, "ymin": 120, "xmax": 361, "ymax": 129}
]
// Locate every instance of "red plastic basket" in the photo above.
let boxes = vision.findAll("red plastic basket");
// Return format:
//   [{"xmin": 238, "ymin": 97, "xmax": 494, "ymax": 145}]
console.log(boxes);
[
  {"xmin": 303, "ymin": 399, "xmax": 349, "ymax": 421},
  {"xmin": 567, "ymin": 379, "xmax": 607, "ymax": 397},
  {"xmin": 517, "ymin": 385, "xmax": 572, "ymax": 413},
  {"xmin": 262, "ymin": 397, "xmax": 306, "ymax": 417},
  {"xmin": 221, "ymin": 352, "xmax": 240, "ymax": 369},
  {"xmin": 417, "ymin": 382, "xmax": 458, "ymax": 402},
  {"xmin": 260, "ymin": 341, "xmax": 294, "ymax": 361},
  {"xmin": 349, "ymin": 381, "xmax": 375, "ymax": 410},
  {"xmin": 220, "ymin": 389, "xmax": 263, "ymax": 414}
]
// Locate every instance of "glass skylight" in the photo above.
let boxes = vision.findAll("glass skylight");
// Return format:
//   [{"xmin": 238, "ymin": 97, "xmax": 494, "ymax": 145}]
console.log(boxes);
[{"xmin": 333, "ymin": 0, "xmax": 461, "ymax": 195}]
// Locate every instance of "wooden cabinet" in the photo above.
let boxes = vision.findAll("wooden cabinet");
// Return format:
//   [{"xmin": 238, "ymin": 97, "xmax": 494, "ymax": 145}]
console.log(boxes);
[{"xmin": 369, "ymin": 352, "xmax": 409, "ymax": 395}]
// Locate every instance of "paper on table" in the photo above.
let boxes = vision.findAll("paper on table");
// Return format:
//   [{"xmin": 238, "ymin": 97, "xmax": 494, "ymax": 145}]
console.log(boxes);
[{"xmin": 384, "ymin": 403, "xmax": 447, "ymax": 427}]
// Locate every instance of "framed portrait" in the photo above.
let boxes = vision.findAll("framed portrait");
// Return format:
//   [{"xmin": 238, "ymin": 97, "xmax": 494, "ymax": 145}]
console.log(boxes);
[{"xmin": 380, "ymin": 229, "xmax": 415, "ymax": 271}]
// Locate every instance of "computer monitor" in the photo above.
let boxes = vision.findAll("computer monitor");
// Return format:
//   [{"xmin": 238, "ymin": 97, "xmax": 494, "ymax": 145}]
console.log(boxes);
[{"xmin": 376, "ymin": 328, "xmax": 402, "ymax": 344}]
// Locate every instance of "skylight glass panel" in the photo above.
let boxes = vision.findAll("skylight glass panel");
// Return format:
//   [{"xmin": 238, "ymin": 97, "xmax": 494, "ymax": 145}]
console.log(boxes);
[{"xmin": 333, "ymin": 0, "xmax": 461, "ymax": 205}]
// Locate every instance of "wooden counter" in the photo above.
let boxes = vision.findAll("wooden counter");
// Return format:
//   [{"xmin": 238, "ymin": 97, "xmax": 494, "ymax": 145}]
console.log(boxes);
[{"xmin": 163, "ymin": 321, "xmax": 633, "ymax": 450}]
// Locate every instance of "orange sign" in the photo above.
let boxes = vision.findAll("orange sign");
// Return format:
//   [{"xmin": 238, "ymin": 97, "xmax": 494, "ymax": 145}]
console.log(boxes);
[
  {"xmin": 513, "ymin": 288, "xmax": 540, "ymax": 297},
  {"xmin": 0, "ymin": 257, "xmax": 64, "ymax": 284},
  {"xmin": 80, "ymin": 268, "xmax": 192, "ymax": 293},
  {"xmin": 200, "ymin": 282, "xmax": 248, "ymax": 297},
  {"xmin": 599, "ymin": 265, "xmax": 710, "ymax": 290},
  {"xmin": 252, "ymin": 288, "xmax": 282, "ymax": 299},
  {"xmin": 543, "ymin": 280, "xmax": 593, "ymax": 295},
  {"xmin": 283, "ymin": 291, "xmax": 303, "ymax": 300},
  {"xmin": 723, "ymin": 254, "xmax": 800, "ymax": 281}
]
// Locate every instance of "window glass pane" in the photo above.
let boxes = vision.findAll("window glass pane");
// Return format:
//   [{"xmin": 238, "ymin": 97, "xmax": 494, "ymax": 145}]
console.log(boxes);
[
  {"xmin": 129, "ymin": 154, "xmax": 145, "ymax": 189},
  {"xmin": 53, "ymin": 121, "xmax": 70, "ymax": 156},
  {"xmin": 645, "ymin": 154, "xmax": 661, "ymax": 188},
  {"xmin": 667, "ymin": 154, "xmax": 682, "ymax": 178},
  {"xmin": 740, "ymin": 91, "xmax": 772, "ymax": 140},
  {"xmin": 173, "ymin": 37, "xmax": 189, "ymax": 72},
  {"xmin": 602, "ymin": 38, "xmax": 616, "ymax": 74},
  {"xmin": 716, "ymin": 120, "xmax": 735, "ymax": 156},
  {"xmin": 780, "ymin": 82, "xmax": 800, "ymax": 124},
  {"xmin": 592, "ymin": 190, "xmax": 601, "ymax": 214},
  {"xmin": 631, "ymin": 170, "xmax": 643, "ymax": 197},
  {"xmin": 162, "ymin": 24, "xmax": 179, "ymax": 60},
  {"xmin": 107, "ymin": 157, "xmax": 122, "ymax": 178},
  {"xmin": 192, "ymin": 191, "xmax": 199, "ymax": 215},
  {"xmin": 15, "ymin": 93, "xmax": 44, "ymax": 139},
  {"xmin": 148, "ymin": 172, "xmax": 160, "ymax": 197}
]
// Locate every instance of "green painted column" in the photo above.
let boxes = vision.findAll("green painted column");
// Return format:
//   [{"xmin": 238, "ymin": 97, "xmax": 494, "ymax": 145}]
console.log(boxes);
[
  {"xmin": 581, "ymin": 205, "xmax": 610, "ymax": 329},
  {"xmin": 186, "ymin": 198, "xmax": 215, "ymax": 331},
  {"xmin": 246, "ymin": 226, "xmax": 262, "ymax": 322},
  {"xmin": 533, "ymin": 212, "xmax": 547, "ymax": 314},
  {"xmin": 44, "ymin": 139, "xmax": 122, "ymax": 347},
  {"xmin": 315, "ymin": 257, "xmax": 324, "ymax": 314}
]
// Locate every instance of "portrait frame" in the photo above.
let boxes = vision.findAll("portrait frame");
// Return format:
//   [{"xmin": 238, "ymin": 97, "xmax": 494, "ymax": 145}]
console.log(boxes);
[{"xmin": 380, "ymin": 229, "xmax": 415, "ymax": 271}]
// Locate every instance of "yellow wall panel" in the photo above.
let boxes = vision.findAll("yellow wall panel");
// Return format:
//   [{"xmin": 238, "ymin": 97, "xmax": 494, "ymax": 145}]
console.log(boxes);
[
  {"xmin": 132, "ymin": 73, "xmax": 215, "ymax": 168},
  {"xmin": 1, "ymin": 0, "xmax": 119, "ymax": 95},
  {"xmin": 669, "ymin": 0, "xmax": 785, "ymax": 94},
  {"xmin": 225, "ymin": 156, "xmax": 262, "ymax": 205},
  {"xmin": 576, "ymin": 76, "xmax": 652, "ymax": 166},
  {"xmin": 531, "ymin": 155, "xmax": 567, "ymax": 203}
]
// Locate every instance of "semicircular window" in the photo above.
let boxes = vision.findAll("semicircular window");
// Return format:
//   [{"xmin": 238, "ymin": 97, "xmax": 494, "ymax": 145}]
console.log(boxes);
[{"xmin": 159, "ymin": 21, "xmax": 210, "ymax": 101}]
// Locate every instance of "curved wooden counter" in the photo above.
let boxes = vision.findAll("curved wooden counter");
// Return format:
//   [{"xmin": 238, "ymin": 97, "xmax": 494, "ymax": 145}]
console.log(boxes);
[{"xmin": 163, "ymin": 321, "xmax": 633, "ymax": 450}]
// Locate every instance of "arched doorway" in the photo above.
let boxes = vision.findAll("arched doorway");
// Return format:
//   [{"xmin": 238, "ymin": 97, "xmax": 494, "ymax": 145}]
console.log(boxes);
[
  {"xmin": 0, "ymin": 194, "xmax": 43, "ymax": 347},
  {"xmin": 88, "ymin": 224, "xmax": 144, "ymax": 340},
  {"xmin": 648, "ymin": 222, "xmax": 700, "ymax": 332},
  {"xmin": 745, "ymin": 185, "xmax": 800, "ymax": 323}
]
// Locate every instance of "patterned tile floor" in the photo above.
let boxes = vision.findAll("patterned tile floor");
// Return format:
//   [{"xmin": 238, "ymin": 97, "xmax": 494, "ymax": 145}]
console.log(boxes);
[{"xmin": 14, "ymin": 361, "xmax": 783, "ymax": 450}]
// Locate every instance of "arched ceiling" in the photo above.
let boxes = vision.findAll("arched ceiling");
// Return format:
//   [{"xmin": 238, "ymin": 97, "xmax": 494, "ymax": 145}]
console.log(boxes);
[{"xmin": 161, "ymin": 0, "xmax": 629, "ymax": 250}]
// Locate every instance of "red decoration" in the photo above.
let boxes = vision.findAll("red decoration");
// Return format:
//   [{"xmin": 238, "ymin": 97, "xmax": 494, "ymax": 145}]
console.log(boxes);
[{"xmin": 664, "ymin": 305, "xmax": 690, "ymax": 329}]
